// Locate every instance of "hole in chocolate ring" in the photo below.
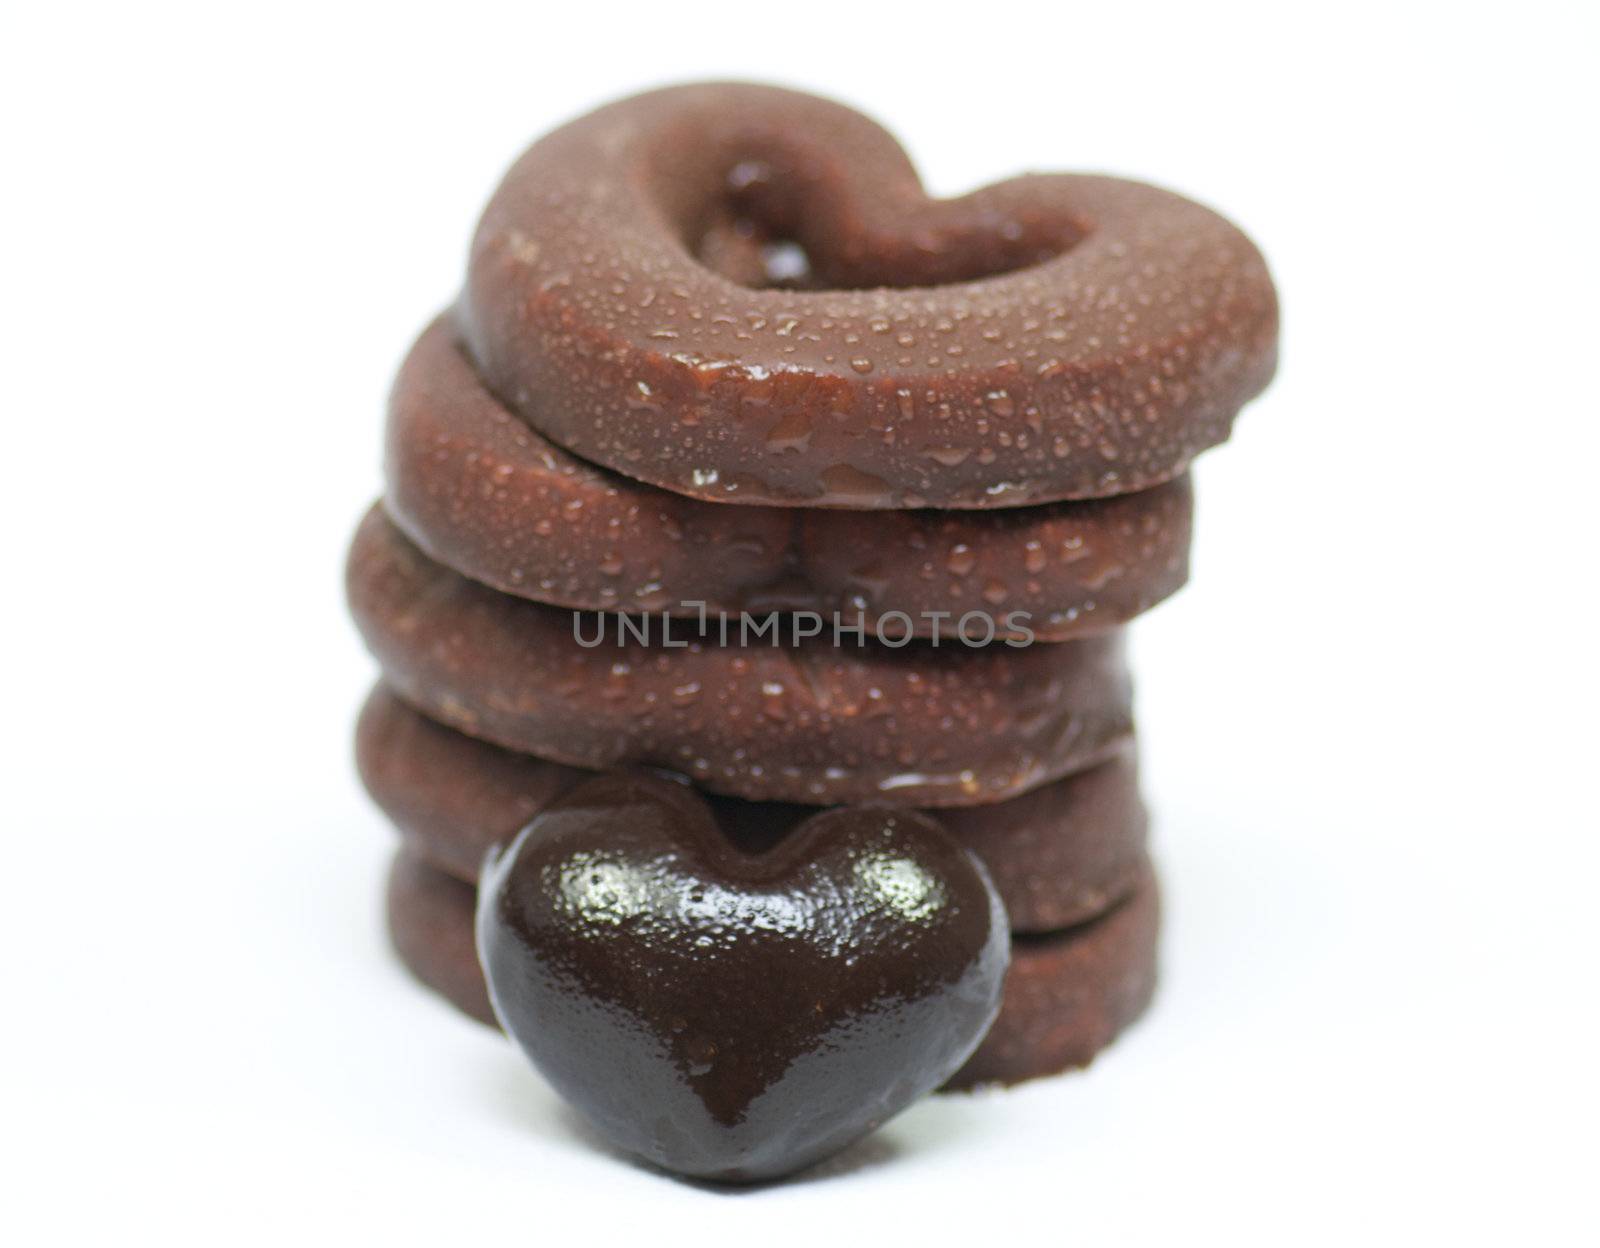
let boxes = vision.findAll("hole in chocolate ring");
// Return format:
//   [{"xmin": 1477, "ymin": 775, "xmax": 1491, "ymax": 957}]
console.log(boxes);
[{"xmin": 649, "ymin": 134, "xmax": 1091, "ymax": 292}]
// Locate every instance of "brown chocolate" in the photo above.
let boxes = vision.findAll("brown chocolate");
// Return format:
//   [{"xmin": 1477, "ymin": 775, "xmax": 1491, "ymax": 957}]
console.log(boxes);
[
  {"xmin": 475, "ymin": 772, "xmax": 1008, "ymax": 1181},
  {"xmin": 462, "ymin": 83, "xmax": 1277, "ymax": 508},
  {"xmin": 387, "ymin": 316, "xmax": 1193, "ymax": 640},
  {"xmin": 385, "ymin": 850, "xmax": 1158, "ymax": 1091},
  {"xmin": 947, "ymin": 876, "xmax": 1160, "ymax": 1090},
  {"xmin": 357, "ymin": 684, "xmax": 1148, "ymax": 931},
  {"xmin": 347, "ymin": 505, "xmax": 1135, "ymax": 806}
]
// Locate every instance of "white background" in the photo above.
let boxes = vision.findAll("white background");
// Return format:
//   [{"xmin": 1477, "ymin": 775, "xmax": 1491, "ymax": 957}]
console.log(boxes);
[{"xmin": 5, "ymin": 2, "xmax": 1597, "ymax": 1243}]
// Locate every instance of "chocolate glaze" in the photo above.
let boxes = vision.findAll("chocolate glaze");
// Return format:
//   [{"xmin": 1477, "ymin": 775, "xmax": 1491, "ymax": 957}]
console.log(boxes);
[
  {"xmin": 357, "ymin": 684, "xmax": 1148, "ymax": 931},
  {"xmin": 462, "ymin": 83, "xmax": 1277, "ymax": 508},
  {"xmin": 386, "ymin": 850, "xmax": 1158, "ymax": 1093},
  {"xmin": 346, "ymin": 506, "xmax": 1135, "ymax": 806},
  {"xmin": 388, "ymin": 316, "xmax": 1193, "ymax": 640},
  {"xmin": 473, "ymin": 773, "xmax": 1009, "ymax": 1181}
]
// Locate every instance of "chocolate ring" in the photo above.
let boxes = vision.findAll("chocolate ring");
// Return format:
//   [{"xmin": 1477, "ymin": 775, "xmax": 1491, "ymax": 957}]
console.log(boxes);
[
  {"xmin": 347, "ymin": 506, "xmax": 1135, "ymax": 806},
  {"xmin": 461, "ymin": 82, "xmax": 1277, "ymax": 508},
  {"xmin": 357, "ymin": 684, "xmax": 1148, "ymax": 932},
  {"xmin": 385, "ymin": 850, "xmax": 1159, "ymax": 1089},
  {"xmin": 389, "ymin": 316, "xmax": 1192, "ymax": 639}
]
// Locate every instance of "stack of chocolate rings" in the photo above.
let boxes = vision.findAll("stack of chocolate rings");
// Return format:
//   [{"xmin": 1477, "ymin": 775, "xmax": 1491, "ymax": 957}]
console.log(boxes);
[{"xmin": 347, "ymin": 83, "xmax": 1278, "ymax": 1088}]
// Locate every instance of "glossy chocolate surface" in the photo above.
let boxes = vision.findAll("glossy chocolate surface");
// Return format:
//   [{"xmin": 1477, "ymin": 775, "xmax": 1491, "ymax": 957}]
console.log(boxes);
[
  {"xmin": 475, "ymin": 772, "xmax": 1008, "ymax": 1181},
  {"xmin": 388, "ymin": 850, "xmax": 1159, "ymax": 1092},
  {"xmin": 387, "ymin": 316, "xmax": 1193, "ymax": 640},
  {"xmin": 462, "ymin": 83, "xmax": 1277, "ymax": 507}
]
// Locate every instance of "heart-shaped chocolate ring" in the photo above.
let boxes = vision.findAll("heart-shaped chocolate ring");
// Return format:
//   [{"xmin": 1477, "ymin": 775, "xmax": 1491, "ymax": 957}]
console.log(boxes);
[
  {"xmin": 346, "ymin": 506, "xmax": 1135, "ymax": 807},
  {"xmin": 386, "ymin": 315, "xmax": 1194, "ymax": 639},
  {"xmin": 461, "ymin": 83, "xmax": 1277, "ymax": 508},
  {"xmin": 357, "ymin": 684, "xmax": 1148, "ymax": 933}
]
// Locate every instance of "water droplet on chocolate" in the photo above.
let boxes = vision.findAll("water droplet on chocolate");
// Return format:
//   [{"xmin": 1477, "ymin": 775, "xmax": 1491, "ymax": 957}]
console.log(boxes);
[
  {"xmin": 765, "ymin": 410, "xmax": 813, "ymax": 453},
  {"xmin": 819, "ymin": 464, "xmax": 892, "ymax": 506}
]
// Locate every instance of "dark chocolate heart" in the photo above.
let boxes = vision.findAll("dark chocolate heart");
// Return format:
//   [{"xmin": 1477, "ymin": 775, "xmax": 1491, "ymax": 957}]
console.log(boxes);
[{"xmin": 475, "ymin": 772, "xmax": 1008, "ymax": 1182}]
